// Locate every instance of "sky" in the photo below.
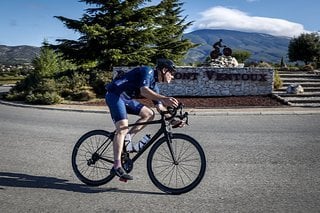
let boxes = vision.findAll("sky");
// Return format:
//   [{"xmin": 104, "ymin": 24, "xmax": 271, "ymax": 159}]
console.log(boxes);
[{"xmin": 0, "ymin": 0, "xmax": 319, "ymax": 47}]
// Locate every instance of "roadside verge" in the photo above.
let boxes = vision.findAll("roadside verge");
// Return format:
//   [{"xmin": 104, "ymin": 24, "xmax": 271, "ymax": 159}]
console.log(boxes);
[{"xmin": 1, "ymin": 99, "xmax": 320, "ymax": 116}]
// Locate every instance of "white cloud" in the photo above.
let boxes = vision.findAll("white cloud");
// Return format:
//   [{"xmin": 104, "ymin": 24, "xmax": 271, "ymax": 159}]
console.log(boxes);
[{"xmin": 192, "ymin": 6, "xmax": 310, "ymax": 37}]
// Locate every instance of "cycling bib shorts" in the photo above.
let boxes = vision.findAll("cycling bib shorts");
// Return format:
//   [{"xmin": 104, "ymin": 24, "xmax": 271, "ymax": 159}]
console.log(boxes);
[{"xmin": 105, "ymin": 92, "xmax": 144, "ymax": 123}]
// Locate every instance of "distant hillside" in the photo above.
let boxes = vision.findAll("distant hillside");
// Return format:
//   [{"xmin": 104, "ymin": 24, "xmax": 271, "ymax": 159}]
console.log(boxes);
[
  {"xmin": 0, "ymin": 45, "xmax": 40, "ymax": 65},
  {"xmin": 0, "ymin": 29, "xmax": 290, "ymax": 65},
  {"xmin": 183, "ymin": 29, "xmax": 290, "ymax": 64}
]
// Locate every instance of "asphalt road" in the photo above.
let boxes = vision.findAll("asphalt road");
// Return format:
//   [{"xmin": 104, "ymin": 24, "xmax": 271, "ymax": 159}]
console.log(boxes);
[{"xmin": 1, "ymin": 103, "xmax": 320, "ymax": 213}]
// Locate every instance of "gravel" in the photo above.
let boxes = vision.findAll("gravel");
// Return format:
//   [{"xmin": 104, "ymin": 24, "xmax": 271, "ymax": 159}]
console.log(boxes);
[{"xmin": 84, "ymin": 95, "xmax": 285, "ymax": 108}]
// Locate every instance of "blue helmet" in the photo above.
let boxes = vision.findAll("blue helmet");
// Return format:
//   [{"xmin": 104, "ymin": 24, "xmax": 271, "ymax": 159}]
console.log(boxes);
[{"xmin": 156, "ymin": 59, "xmax": 176, "ymax": 73}]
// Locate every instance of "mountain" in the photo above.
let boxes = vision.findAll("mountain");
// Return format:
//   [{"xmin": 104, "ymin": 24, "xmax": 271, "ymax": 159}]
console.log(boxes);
[
  {"xmin": 183, "ymin": 29, "xmax": 291, "ymax": 64},
  {"xmin": 0, "ymin": 45, "xmax": 40, "ymax": 65},
  {"xmin": 0, "ymin": 29, "xmax": 290, "ymax": 65}
]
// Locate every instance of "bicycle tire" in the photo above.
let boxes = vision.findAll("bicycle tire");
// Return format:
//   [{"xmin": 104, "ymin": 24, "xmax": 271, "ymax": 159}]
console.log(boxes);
[
  {"xmin": 71, "ymin": 130, "xmax": 115, "ymax": 186},
  {"xmin": 147, "ymin": 133, "xmax": 206, "ymax": 194}
]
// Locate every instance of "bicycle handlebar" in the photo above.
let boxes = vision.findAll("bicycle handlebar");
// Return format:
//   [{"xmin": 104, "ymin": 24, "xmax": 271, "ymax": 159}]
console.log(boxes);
[{"xmin": 161, "ymin": 103, "xmax": 189, "ymax": 125}]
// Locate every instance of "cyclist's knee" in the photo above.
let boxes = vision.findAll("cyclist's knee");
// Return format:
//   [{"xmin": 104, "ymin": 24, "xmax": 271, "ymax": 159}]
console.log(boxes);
[
  {"xmin": 140, "ymin": 107, "xmax": 155, "ymax": 121},
  {"xmin": 115, "ymin": 120, "xmax": 129, "ymax": 135},
  {"xmin": 115, "ymin": 127, "xmax": 128, "ymax": 136}
]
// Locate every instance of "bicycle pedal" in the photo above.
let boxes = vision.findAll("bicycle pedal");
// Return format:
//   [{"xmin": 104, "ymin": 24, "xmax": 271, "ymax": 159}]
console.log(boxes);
[{"xmin": 119, "ymin": 178, "xmax": 127, "ymax": 182}]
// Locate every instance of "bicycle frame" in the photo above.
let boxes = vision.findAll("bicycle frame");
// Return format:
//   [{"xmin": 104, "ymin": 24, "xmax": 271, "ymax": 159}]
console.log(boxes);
[
  {"xmin": 96, "ymin": 104, "xmax": 187, "ymax": 165},
  {"xmin": 128, "ymin": 116, "xmax": 175, "ymax": 162}
]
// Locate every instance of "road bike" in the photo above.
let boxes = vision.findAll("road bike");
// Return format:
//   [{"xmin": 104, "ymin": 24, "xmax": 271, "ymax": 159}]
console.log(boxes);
[
  {"xmin": 71, "ymin": 103, "xmax": 206, "ymax": 194},
  {"xmin": 210, "ymin": 46, "xmax": 232, "ymax": 59}
]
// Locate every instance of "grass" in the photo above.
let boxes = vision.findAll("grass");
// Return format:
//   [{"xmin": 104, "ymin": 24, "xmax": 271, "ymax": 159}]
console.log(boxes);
[{"xmin": 0, "ymin": 76, "xmax": 24, "ymax": 85}]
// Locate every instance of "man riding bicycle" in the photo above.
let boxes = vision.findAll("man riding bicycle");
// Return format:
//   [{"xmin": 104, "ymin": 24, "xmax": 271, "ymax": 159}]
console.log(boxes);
[{"xmin": 105, "ymin": 59, "xmax": 183, "ymax": 181}]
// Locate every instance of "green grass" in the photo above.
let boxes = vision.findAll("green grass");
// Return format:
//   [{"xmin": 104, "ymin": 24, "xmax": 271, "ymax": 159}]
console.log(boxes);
[{"xmin": 0, "ymin": 76, "xmax": 24, "ymax": 85}]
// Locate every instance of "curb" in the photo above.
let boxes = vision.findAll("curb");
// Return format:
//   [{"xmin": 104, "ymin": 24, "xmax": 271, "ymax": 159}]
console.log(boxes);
[
  {"xmin": 0, "ymin": 99, "xmax": 107, "ymax": 114},
  {"xmin": 1, "ymin": 99, "xmax": 320, "ymax": 116}
]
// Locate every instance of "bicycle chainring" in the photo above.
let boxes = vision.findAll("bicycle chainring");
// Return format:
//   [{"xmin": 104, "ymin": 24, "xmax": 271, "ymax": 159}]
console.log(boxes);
[
  {"xmin": 122, "ymin": 158, "xmax": 133, "ymax": 173},
  {"xmin": 121, "ymin": 152, "xmax": 133, "ymax": 173}
]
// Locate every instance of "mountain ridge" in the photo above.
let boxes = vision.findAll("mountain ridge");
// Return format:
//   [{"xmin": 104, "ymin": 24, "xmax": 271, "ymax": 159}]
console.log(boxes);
[
  {"xmin": 0, "ymin": 45, "xmax": 40, "ymax": 65},
  {"xmin": 183, "ymin": 29, "xmax": 290, "ymax": 64},
  {"xmin": 0, "ymin": 29, "xmax": 290, "ymax": 65}
]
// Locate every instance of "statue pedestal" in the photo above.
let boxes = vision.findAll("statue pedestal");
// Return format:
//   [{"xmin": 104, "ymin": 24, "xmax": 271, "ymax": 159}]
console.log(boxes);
[{"xmin": 208, "ymin": 56, "xmax": 239, "ymax": 68}]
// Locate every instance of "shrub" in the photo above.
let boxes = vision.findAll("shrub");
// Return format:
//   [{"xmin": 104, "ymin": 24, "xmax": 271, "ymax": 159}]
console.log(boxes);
[
  {"xmin": 256, "ymin": 61, "xmax": 273, "ymax": 68},
  {"xmin": 90, "ymin": 71, "xmax": 113, "ymax": 97},
  {"xmin": 71, "ymin": 89, "xmax": 96, "ymax": 101},
  {"xmin": 301, "ymin": 64, "xmax": 314, "ymax": 71},
  {"xmin": 4, "ymin": 91, "xmax": 27, "ymax": 101},
  {"xmin": 25, "ymin": 92, "xmax": 62, "ymax": 105},
  {"xmin": 55, "ymin": 71, "xmax": 95, "ymax": 101},
  {"xmin": 287, "ymin": 66, "xmax": 300, "ymax": 71},
  {"xmin": 33, "ymin": 78, "xmax": 57, "ymax": 94},
  {"xmin": 273, "ymin": 70, "xmax": 283, "ymax": 90}
]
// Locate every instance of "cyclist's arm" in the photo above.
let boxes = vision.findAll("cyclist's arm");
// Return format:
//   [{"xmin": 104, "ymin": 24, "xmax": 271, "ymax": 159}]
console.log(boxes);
[
  {"xmin": 140, "ymin": 86, "xmax": 178, "ymax": 107},
  {"xmin": 155, "ymin": 102, "xmax": 167, "ymax": 113},
  {"xmin": 155, "ymin": 102, "xmax": 185, "ymax": 128}
]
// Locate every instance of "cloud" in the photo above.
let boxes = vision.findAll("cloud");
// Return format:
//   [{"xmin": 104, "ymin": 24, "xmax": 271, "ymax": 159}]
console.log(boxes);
[{"xmin": 192, "ymin": 6, "xmax": 310, "ymax": 37}]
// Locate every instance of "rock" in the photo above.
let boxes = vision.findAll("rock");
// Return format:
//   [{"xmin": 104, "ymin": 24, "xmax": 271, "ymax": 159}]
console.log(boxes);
[
  {"xmin": 207, "ymin": 56, "xmax": 239, "ymax": 68},
  {"xmin": 286, "ymin": 84, "xmax": 304, "ymax": 94}
]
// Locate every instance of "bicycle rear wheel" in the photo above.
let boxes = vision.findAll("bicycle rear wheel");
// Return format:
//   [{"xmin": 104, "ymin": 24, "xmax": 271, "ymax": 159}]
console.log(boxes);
[
  {"xmin": 71, "ymin": 130, "xmax": 115, "ymax": 186},
  {"xmin": 147, "ymin": 133, "xmax": 206, "ymax": 194}
]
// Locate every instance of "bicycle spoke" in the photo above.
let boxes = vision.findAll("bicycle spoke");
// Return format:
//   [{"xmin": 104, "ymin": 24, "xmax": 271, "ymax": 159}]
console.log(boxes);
[
  {"xmin": 147, "ymin": 134, "xmax": 206, "ymax": 194},
  {"xmin": 72, "ymin": 130, "xmax": 116, "ymax": 185},
  {"xmin": 176, "ymin": 166, "xmax": 186, "ymax": 186}
]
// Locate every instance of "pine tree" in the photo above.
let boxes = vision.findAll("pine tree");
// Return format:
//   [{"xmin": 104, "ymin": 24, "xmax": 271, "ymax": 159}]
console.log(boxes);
[
  {"xmin": 151, "ymin": 0, "xmax": 196, "ymax": 64},
  {"xmin": 52, "ymin": 0, "xmax": 194, "ymax": 70}
]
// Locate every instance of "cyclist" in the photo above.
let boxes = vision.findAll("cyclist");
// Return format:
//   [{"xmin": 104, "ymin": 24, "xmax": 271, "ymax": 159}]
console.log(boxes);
[
  {"xmin": 212, "ymin": 39, "xmax": 226, "ymax": 58},
  {"xmin": 105, "ymin": 59, "xmax": 181, "ymax": 181}
]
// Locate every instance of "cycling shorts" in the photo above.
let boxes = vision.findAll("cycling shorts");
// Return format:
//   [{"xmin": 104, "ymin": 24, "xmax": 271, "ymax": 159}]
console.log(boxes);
[{"xmin": 105, "ymin": 92, "xmax": 144, "ymax": 123}]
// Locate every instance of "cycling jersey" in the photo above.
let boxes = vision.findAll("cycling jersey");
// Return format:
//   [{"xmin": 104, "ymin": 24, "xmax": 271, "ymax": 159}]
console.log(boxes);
[
  {"xmin": 106, "ymin": 66, "xmax": 159, "ymax": 98},
  {"xmin": 105, "ymin": 66, "xmax": 160, "ymax": 123}
]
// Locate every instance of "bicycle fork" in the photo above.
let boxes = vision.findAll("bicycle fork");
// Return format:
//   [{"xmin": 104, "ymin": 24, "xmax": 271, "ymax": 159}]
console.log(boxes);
[{"xmin": 165, "ymin": 132, "xmax": 178, "ymax": 165}]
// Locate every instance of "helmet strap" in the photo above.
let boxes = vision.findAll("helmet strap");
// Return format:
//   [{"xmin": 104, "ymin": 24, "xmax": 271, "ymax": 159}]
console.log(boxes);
[
  {"xmin": 159, "ymin": 68, "xmax": 166, "ymax": 82},
  {"xmin": 161, "ymin": 72, "xmax": 165, "ymax": 82}
]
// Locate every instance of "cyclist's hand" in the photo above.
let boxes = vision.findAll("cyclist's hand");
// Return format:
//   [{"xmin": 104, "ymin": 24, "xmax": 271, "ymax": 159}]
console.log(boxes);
[
  {"xmin": 170, "ymin": 119, "xmax": 186, "ymax": 128},
  {"xmin": 161, "ymin": 97, "xmax": 179, "ymax": 108}
]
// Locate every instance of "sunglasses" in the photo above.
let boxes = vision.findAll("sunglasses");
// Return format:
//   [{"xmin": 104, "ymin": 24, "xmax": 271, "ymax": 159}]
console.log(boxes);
[{"xmin": 168, "ymin": 68, "xmax": 176, "ymax": 75}]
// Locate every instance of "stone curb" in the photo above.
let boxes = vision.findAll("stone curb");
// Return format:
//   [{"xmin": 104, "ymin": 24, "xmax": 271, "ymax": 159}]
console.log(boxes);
[{"xmin": 1, "ymin": 99, "xmax": 320, "ymax": 116}]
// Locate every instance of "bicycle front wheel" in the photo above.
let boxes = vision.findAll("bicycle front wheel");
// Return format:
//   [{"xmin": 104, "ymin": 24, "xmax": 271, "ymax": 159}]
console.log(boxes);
[
  {"xmin": 71, "ymin": 130, "xmax": 115, "ymax": 186},
  {"xmin": 147, "ymin": 133, "xmax": 206, "ymax": 194}
]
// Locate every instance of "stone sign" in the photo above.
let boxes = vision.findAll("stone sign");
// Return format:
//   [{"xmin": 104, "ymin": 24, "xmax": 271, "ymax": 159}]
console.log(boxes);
[{"xmin": 113, "ymin": 67, "xmax": 274, "ymax": 96}]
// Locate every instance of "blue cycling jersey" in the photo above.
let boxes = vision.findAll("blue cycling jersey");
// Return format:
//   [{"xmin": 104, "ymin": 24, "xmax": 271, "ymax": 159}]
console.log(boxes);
[
  {"xmin": 106, "ymin": 66, "xmax": 159, "ymax": 98},
  {"xmin": 105, "ymin": 66, "xmax": 161, "ymax": 122}
]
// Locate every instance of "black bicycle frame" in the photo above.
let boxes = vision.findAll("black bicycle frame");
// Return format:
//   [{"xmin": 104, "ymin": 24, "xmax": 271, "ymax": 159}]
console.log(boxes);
[
  {"xmin": 97, "ymin": 114, "xmax": 176, "ymax": 164},
  {"xmin": 128, "ymin": 116, "xmax": 175, "ymax": 162}
]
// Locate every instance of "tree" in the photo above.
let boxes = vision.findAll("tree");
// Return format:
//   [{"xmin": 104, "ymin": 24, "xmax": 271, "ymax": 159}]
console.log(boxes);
[
  {"xmin": 231, "ymin": 50, "xmax": 251, "ymax": 63},
  {"xmin": 288, "ymin": 32, "xmax": 320, "ymax": 65},
  {"xmin": 150, "ymin": 0, "xmax": 196, "ymax": 63},
  {"xmin": 5, "ymin": 46, "xmax": 64, "ymax": 104},
  {"xmin": 33, "ymin": 45, "xmax": 59, "ymax": 78},
  {"xmin": 52, "ymin": 0, "xmax": 194, "ymax": 70}
]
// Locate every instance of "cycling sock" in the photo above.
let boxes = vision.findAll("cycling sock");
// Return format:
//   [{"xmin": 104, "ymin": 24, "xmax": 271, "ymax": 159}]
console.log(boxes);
[{"xmin": 114, "ymin": 160, "xmax": 122, "ymax": 169}]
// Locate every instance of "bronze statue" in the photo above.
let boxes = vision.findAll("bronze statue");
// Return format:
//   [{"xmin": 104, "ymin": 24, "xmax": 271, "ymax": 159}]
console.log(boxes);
[{"xmin": 210, "ymin": 39, "xmax": 232, "ymax": 59}]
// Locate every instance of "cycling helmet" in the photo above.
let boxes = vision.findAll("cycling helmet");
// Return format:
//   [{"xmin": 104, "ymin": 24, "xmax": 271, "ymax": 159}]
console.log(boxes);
[{"xmin": 156, "ymin": 59, "xmax": 176, "ymax": 73}]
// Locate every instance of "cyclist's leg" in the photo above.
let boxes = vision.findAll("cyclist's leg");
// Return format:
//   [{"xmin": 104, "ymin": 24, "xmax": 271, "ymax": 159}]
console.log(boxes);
[
  {"xmin": 123, "ymin": 96, "xmax": 155, "ymax": 136},
  {"xmin": 113, "ymin": 119, "xmax": 128, "ymax": 168},
  {"xmin": 105, "ymin": 92, "xmax": 133, "ymax": 180}
]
